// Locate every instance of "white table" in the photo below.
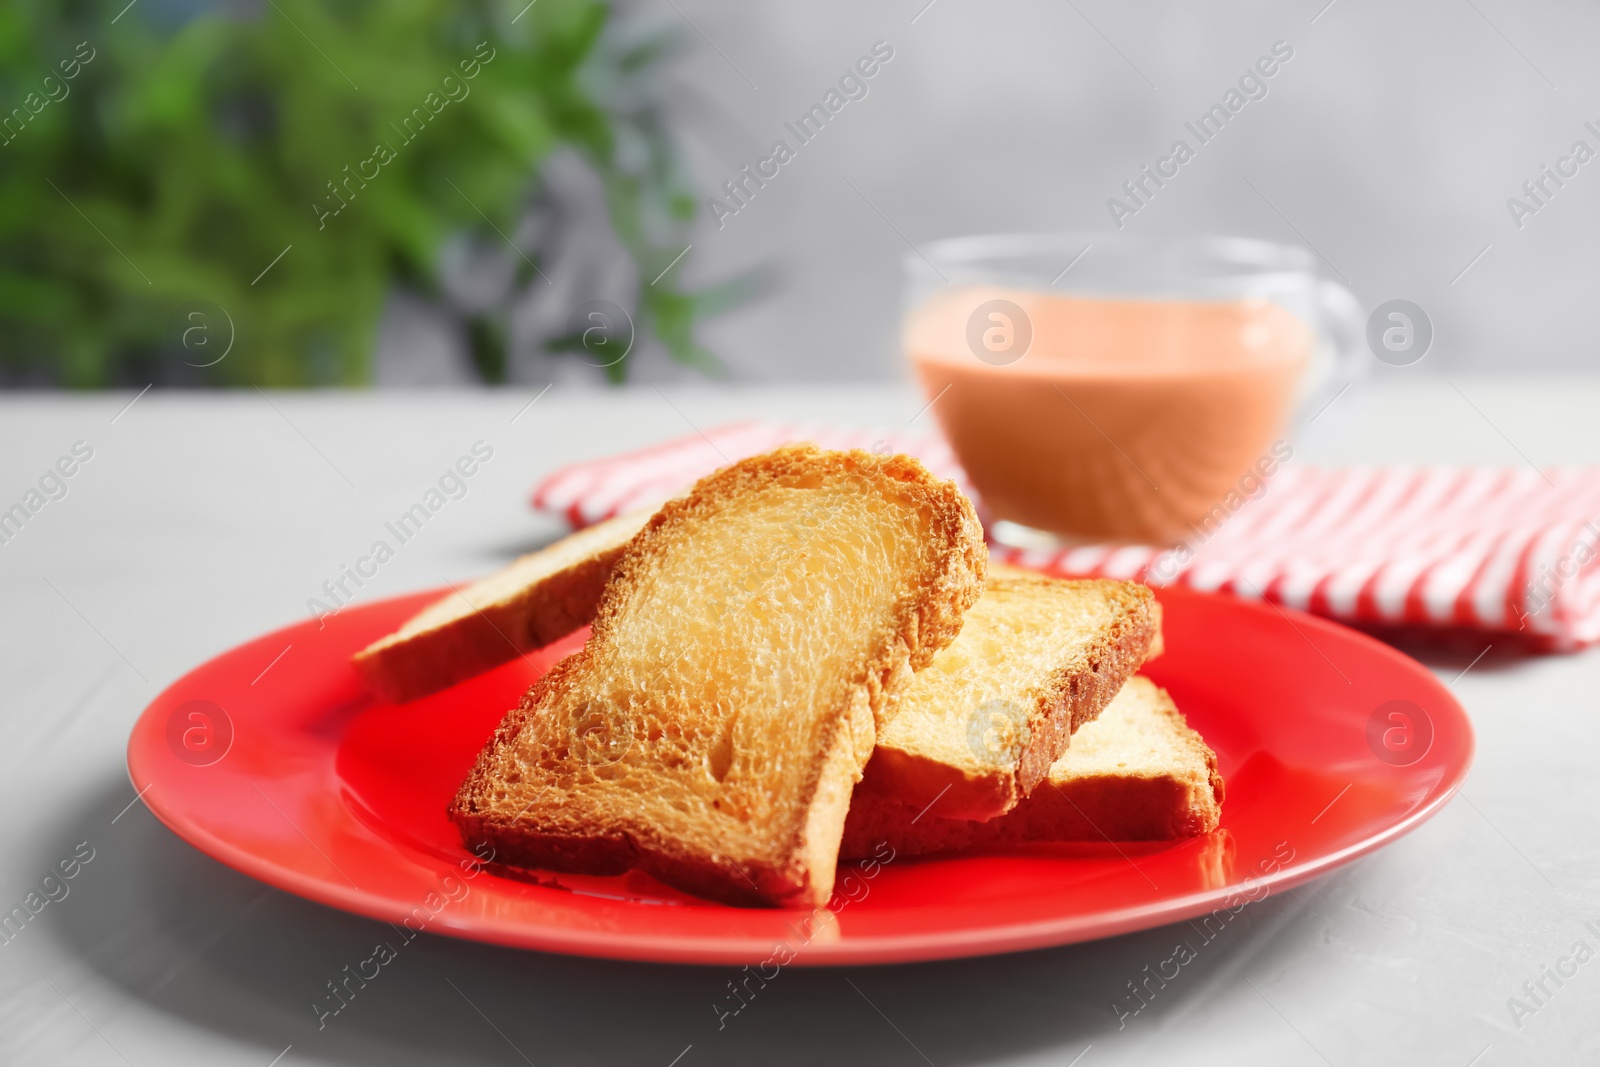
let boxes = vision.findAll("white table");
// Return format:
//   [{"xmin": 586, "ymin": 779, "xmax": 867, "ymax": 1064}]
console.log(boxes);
[{"xmin": 1, "ymin": 377, "xmax": 1594, "ymax": 1066}]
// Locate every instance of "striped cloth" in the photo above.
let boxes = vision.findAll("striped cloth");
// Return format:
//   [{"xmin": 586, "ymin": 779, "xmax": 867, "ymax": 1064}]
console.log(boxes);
[{"xmin": 531, "ymin": 421, "xmax": 1600, "ymax": 650}]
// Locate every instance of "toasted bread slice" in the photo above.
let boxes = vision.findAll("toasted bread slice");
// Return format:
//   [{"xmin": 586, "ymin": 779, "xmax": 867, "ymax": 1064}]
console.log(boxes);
[
  {"xmin": 451, "ymin": 446, "xmax": 987, "ymax": 907},
  {"xmin": 352, "ymin": 510, "xmax": 651, "ymax": 703},
  {"xmin": 857, "ymin": 572, "xmax": 1159, "ymax": 822},
  {"xmin": 990, "ymin": 562, "xmax": 1164, "ymax": 658},
  {"xmin": 840, "ymin": 677, "xmax": 1222, "ymax": 858}
]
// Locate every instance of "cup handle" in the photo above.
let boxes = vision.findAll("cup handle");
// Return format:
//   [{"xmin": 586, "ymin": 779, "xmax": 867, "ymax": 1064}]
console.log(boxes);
[{"xmin": 1309, "ymin": 278, "xmax": 1368, "ymax": 413}]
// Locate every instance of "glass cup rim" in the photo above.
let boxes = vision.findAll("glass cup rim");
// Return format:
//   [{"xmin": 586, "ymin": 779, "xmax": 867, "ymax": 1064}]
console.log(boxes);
[{"xmin": 906, "ymin": 230, "xmax": 1318, "ymax": 283}]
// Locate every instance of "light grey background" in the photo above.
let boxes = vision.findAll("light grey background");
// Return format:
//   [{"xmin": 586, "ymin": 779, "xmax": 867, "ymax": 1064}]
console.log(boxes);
[{"xmin": 406, "ymin": 0, "xmax": 1597, "ymax": 384}]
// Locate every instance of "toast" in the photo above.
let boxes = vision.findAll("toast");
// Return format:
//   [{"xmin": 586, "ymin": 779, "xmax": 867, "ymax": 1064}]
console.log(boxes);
[
  {"xmin": 857, "ymin": 571, "xmax": 1160, "ymax": 822},
  {"xmin": 451, "ymin": 446, "xmax": 987, "ymax": 907},
  {"xmin": 991, "ymin": 561, "xmax": 1162, "ymax": 658},
  {"xmin": 352, "ymin": 509, "xmax": 651, "ymax": 703},
  {"xmin": 840, "ymin": 677, "xmax": 1223, "ymax": 858}
]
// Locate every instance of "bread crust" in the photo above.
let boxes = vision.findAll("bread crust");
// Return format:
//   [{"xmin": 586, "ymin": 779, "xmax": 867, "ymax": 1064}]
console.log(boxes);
[
  {"xmin": 451, "ymin": 445, "xmax": 986, "ymax": 907},
  {"xmin": 1014, "ymin": 587, "xmax": 1161, "ymax": 796},
  {"xmin": 841, "ymin": 678, "xmax": 1223, "ymax": 859},
  {"xmin": 352, "ymin": 512, "xmax": 647, "ymax": 703}
]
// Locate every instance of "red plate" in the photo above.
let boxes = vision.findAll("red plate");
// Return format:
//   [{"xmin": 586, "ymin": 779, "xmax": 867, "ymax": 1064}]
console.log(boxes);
[{"xmin": 127, "ymin": 583, "xmax": 1471, "ymax": 966}]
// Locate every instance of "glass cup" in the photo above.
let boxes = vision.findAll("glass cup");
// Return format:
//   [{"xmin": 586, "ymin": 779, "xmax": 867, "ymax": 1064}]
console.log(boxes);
[{"xmin": 903, "ymin": 232, "xmax": 1364, "ymax": 546}]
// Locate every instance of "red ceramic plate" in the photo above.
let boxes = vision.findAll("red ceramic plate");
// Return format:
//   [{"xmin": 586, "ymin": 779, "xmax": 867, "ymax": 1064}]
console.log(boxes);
[{"xmin": 127, "ymin": 582, "xmax": 1471, "ymax": 966}]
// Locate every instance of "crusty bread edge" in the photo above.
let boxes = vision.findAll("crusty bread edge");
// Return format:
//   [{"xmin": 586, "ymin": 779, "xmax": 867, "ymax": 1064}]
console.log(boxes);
[
  {"xmin": 1013, "ymin": 588, "xmax": 1161, "ymax": 796},
  {"xmin": 840, "ymin": 679, "xmax": 1224, "ymax": 858},
  {"xmin": 351, "ymin": 544, "xmax": 628, "ymax": 704},
  {"xmin": 351, "ymin": 513, "xmax": 650, "ymax": 704}
]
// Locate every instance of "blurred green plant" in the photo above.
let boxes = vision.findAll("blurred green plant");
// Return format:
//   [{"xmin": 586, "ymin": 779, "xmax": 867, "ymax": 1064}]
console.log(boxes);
[{"xmin": 0, "ymin": 0, "xmax": 739, "ymax": 386}]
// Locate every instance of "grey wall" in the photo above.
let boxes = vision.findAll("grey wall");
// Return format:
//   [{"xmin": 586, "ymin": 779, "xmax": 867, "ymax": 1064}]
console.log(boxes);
[{"xmin": 640, "ymin": 0, "xmax": 1599, "ymax": 381}]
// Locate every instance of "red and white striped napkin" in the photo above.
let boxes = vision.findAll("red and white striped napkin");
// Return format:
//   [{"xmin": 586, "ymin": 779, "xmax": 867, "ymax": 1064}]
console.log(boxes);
[{"xmin": 531, "ymin": 421, "xmax": 1600, "ymax": 651}]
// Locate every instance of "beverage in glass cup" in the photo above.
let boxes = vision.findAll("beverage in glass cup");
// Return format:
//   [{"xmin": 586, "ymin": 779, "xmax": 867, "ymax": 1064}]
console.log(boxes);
[{"xmin": 903, "ymin": 233, "xmax": 1363, "ymax": 545}]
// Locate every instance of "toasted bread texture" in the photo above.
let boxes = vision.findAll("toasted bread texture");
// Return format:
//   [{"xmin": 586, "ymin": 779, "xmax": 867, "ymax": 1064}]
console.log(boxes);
[
  {"xmin": 452, "ymin": 445, "xmax": 987, "ymax": 907},
  {"xmin": 855, "ymin": 572, "xmax": 1160, "ymax": 822},
  {"xmin": 841, "ymin": 677, "xmax": 1223, "ymax": 858},
  {"xmin": 351, "ymin": 510, "xmax": 651, "ymax": 704},
  {"xmin": 990, "ymin": 563, "xmax": 1164, "ymax": 658}
]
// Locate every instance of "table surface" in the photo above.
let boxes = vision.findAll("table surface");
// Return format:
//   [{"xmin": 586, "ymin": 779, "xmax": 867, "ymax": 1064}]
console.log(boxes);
[{"xmin": 0, "ymin": 376, "xmax": 1595, "ymax": 1067}]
